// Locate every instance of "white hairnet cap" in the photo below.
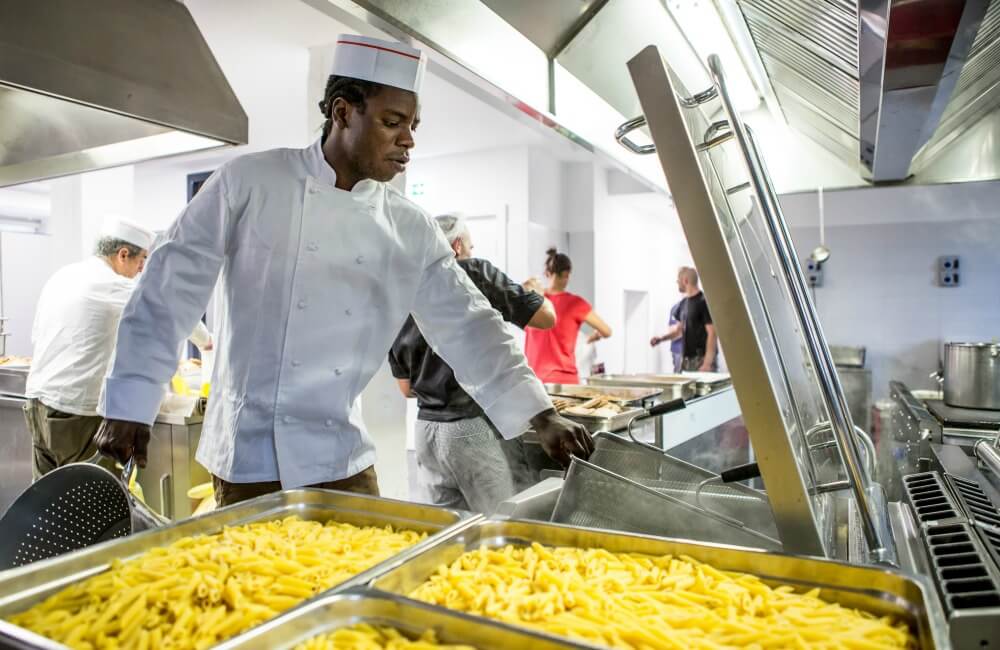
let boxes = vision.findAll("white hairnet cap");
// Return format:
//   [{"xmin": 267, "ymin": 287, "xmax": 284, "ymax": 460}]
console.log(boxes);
[
  {"xmin": 100, "ymin": 217, "xmax": 154, "ymax": 250},
  {"xmin": 434, "ymin": 214, "xmax": 469, "ymax": 245},
  {"xmin": 330, "ymin": 34, "xmax": 427, "ymax": 94}
]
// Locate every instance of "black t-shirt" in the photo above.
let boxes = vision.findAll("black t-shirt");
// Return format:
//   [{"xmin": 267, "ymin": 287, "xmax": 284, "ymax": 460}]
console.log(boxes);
[
  {"xmin": 388, "ymin": 258, "xmax": 543, "ymax": 422},
  {"xmin": 679, "ymin": 291, "xmax": 713, "ymax": 359}
]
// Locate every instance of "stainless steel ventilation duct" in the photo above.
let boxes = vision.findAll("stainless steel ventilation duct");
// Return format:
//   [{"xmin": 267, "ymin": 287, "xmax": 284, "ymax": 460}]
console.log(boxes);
[{"xmin": 0, "ymin": 0, "xmax": 248, "ymax": 188}]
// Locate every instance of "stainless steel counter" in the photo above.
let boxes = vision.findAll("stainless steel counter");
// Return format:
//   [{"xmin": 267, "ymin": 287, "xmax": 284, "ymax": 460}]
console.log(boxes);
[
  {"xmin": 0, "ymin": 368, "xmax": 30, "ymax": 516},
  {"xmin": 0, "ymin": 364, "xmax": 208, "ymax": 520}
]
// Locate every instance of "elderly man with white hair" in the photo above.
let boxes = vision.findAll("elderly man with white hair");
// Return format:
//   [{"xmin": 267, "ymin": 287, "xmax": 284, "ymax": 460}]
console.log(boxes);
[
  {"xmin": 24, "ymin": 218, "xmax": 211, "ymax": 479},
  {"xmin": 389, "ymin": 214, "xmax": 556, "ymax": 513}
]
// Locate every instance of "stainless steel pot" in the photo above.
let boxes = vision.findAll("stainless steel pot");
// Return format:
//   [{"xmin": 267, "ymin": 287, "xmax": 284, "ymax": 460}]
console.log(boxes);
[{"xmin": 941, "ymin": 342, "xmax": 1000, "ymax": 410}]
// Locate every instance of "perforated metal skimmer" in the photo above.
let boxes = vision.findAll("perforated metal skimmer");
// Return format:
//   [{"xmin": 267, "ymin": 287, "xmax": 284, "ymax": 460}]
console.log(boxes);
[{"xmin": 0, "ymin": 463, "xmax": 132, "ymax": 570}]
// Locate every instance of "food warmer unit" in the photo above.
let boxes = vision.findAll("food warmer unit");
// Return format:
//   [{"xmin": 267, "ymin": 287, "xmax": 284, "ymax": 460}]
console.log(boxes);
[{"xmin": 497, "ymin": 46, "xmax": 977, "ymax": 645}]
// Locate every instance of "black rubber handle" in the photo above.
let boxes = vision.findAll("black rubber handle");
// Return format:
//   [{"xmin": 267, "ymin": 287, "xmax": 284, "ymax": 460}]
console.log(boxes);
[
  {"xmin": 720, "ymin": 462, "xmax": 761, "ymax": 483},
  {"xmin": 644, "ymin": 398, "xmax": 687, "ymax": 417}
]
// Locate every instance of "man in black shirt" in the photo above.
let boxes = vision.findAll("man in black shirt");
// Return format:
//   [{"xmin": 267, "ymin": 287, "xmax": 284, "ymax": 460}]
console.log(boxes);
[
  {"xmin": 650, "ymin": 267, "xmax": 718, "ymax": 371},
  {"xmin": 389, "ymin": 214, "xmax": 556, "ymax": 512}
]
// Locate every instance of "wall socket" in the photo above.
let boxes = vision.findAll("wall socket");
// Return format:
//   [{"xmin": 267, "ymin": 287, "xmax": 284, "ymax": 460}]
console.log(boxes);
[
  {"xmin": 805, "ymin": 258, "xmax": 824, "ymax": 288},
  {"xmin": 937, "ymin": 255, "xmax": 961, "ymax": 287}
]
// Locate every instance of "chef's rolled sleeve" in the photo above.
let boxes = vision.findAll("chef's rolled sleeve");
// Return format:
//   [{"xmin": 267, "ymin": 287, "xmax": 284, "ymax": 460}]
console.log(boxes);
[
  {"xmin": 411, "ymin": 246, "xmax": 551, "ymax": 440},
  {"xmin": 100, "ymin": 166, "xmax": 231, "ymax": 423},
  {"xmin": 101, "ymin": 376, "xmax": 164, "ymax": 426}
]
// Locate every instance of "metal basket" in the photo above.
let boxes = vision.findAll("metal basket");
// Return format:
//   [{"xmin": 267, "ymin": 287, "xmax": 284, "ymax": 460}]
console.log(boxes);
[
  {"xmin": 0, "ymin": 457, "xmax": 167, "ymax": 570},
  {"xmin": 551, "ymin": 458, "xmax": 780, "ymax": 549}
]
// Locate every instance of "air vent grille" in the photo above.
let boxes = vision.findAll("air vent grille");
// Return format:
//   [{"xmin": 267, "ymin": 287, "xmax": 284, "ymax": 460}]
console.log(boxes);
[
  {"xmin": 924, "ymin": 523, "xmax": 1000, "ymax": 612},
  {"xmin": 902, "ymin": 472, "xmax": 966, "ymax": 527},
  {"xmin": 947, "ymin": 474, "xmax": 1000, "ymax": 530}
]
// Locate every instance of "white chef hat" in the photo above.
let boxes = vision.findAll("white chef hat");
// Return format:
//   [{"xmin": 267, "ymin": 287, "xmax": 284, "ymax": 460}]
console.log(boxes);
[
  {"xmin": 100, "ymin": 217, "xmax": 155, "ymax": 250},
  {"xmin": 330, "ymin": 34, "xmax": 427, "ymax": 94},
  {"xmin": 434, "ymin": 213, "xmax": 469, "ymax": 244}
]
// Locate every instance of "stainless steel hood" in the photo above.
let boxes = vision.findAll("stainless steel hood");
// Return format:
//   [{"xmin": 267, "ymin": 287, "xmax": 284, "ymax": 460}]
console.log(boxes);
[
  {"xmin": 306, "ymin": 0, "xmax": 1000, "ymax": 186},
  {"xmin": 0, "ymin": 0, "xmax": 248, "ymax": 188}
]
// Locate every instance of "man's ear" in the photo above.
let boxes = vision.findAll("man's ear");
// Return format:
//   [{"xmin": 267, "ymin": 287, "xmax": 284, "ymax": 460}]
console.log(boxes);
[
  {"xmin": 450, "ymin": 239, "xmax": 462, "ymax": 257},
  {"xmin": 331, "ymin": 97, "xmax": 353, "ymax": 129}
]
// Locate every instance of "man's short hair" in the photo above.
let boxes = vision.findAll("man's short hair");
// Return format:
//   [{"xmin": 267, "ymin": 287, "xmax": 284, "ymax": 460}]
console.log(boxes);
[
  {"xmin": 95, "ymin": 237, "xmax": 143, "ymax": 258},
  {"xmin": 318, "ymin": 75, "xmax": 385, "ymax": 140},
  {"xmin": 434, "ymin": 214, "xmax": 469, "ymax": 245},
  {"xmin": 679, "ymin": 266, "xmax": 699, "ymax": 286}
]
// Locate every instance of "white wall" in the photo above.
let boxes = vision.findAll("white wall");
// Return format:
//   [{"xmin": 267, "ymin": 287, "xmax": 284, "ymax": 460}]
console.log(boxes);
[
  {"xmin": 2, "ymin": 178, "xmax": 82, "ymax": 355},
  {"xmin": 781, "ymin": 181, "xmax": 1000, "ymax": 400},
  {"xmin": 592, "ymin": 166, "xmax": 692, "ymax": 376}
]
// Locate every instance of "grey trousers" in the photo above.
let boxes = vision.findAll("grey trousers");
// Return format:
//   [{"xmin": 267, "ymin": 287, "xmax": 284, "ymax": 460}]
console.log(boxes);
[
  {"xmin": 23, "ymin": 399, "xmax": 116, "ymax": 480},
  {"xmin": 414, "ymin": 416, "xmax": 533, "ymax": 514}
]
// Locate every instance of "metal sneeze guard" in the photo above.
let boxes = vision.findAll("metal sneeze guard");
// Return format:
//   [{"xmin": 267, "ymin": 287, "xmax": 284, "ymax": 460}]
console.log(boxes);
[{"xmin": 618, "ymin": 47, "xmax": 895, "ymax": 565}]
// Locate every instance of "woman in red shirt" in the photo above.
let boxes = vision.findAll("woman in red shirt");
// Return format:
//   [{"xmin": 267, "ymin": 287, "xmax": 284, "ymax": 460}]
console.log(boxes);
[{"xmin": 525, "ymin": 248, "xmax": 612, "ymax": 384}]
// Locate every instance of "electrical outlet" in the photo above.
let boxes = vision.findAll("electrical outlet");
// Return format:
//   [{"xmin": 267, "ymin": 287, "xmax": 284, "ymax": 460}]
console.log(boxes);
[
  {"xmin": 805, "ymin": 258, "xmax": 824, "ymax": 288},
  {"xmin": 937, "ymin": 255, "xmax": 961, "ymax": 287}
]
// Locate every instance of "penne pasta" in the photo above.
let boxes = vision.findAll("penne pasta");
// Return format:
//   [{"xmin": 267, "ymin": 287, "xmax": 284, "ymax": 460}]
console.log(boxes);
[
  {"xmin": 7, "ymin": 516, "xmax": 424, "ymax": 649},
  {"xmin": 409, "ymin": 543, "xmax": 917, "ymax": 650}
]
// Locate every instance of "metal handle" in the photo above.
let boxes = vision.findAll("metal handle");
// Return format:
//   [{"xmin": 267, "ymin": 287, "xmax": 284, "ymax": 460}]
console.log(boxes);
[
  {"xmin": 624, "ymin": 399, "xmax": 686, "ymax": 452},
  {"xmin": 678, "ymin": 86, "xmax": 719, "ymax": 108},
  {"xmin": 615, "ymin": 115, "xmax": 656, "ymax": 154},
  {"xmin": 160, "ymin": 473, "xmax": 173, "ymax": 520},
  {"xmin": 805, "ymin": 422, "xmax": 877, "ymax": 482},
  {"xmin": 695, "ymin": 120, "xmax": 734, "ymax": 152},
  {"xmin": 707, "ymin": 54, "xmax": 893, "ymax": 565}
]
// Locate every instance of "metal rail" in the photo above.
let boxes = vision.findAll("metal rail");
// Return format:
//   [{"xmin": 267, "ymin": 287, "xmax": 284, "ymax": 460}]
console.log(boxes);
[{"xmin": 704, "ymin": 54, "xmax": 892, "ymax": 565}]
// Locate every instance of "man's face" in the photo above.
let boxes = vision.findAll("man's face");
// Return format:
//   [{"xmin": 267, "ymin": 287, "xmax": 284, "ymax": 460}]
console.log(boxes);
[
  {"xmin": 677, "ymin": 272, "xmax": 686, "ymax": 293},
  {"xmin": 114, "ymin": 248, "xmax": 147, "ymax": 279},
  {"xmin": 454, "ymin": 234, "xmax": 473, "ymax": 260},
  {"xmin": 339, "ymin": 86, "xmax": 419, "ymax": 183}
]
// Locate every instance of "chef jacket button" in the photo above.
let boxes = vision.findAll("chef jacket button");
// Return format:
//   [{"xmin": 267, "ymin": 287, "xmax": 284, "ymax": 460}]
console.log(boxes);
[
  {"xmin": 282, "ymin": 415, "xmax": 292, "ymax": 424},
  {"xmin": 297, "ymin": 300, "xmax": 307, "ymax": 309},
  {"xmin": 367, "ymin": 203, "xmax": 376, "ymax": 212},
  {"xmin": 355, "ymin": 255, "xmax": 364, "ymax": 264},
  {"xmin": 291, "ymin": 359, "xmax": 301, "ymax": 367},
  {"xmin": 307, "ymin": 242, "xmax": 318, "ymax": 252},
  {"xmin": 325, "ymin": 419, "xmax": 334, "ymax": 428},
  {"xmin": 344, "ymin": 308, "xmax": 352, "ymax": 316},
  {"xmin": 334, "ymin": 368, "xmax": 343, "ymax": 376},
  {"xmin": 308, "ymin": 187, "xmax": 318, "ymax": 195}
]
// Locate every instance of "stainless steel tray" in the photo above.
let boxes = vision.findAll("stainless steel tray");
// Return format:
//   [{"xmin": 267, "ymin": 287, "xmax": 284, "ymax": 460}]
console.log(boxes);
[
  {"xmin": 371, "ymin": 518, "xmax": 949, "ymax": 649},
  {"xmin": 558, "ymin": 405, "xmax": 647, "ymax": 433},
  {"xmin": 0, "ymin": 489, "xmax": 480, "ymax": 648},
  {"xmin": 586, "ymin": 374, "xmax": 696, "ymax": 400},
  {"xmin": 216, "ymin": 586, "xmax": 590, "ymax": 649},
  {"xmin": 544, "ymin": 383, "xmax": 661, "ymax": 406}
]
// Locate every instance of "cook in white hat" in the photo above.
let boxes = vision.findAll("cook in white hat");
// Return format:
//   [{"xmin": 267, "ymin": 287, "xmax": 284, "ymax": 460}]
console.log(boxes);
[
  {"xmin": 96, "ymin": 34, "xmax": 593, "ymax": 507},
  {"xmin": 24, "ymin": 217, "xmax": 211, "ymax": 479}
]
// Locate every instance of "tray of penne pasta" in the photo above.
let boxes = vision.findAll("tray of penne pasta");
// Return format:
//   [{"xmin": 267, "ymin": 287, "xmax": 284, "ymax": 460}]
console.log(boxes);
[
  {"xmin": 213, "ymin": 586, "xmax": 592, "ymax": 649},
  {"xmin": 370, "ymin": 517, "xmax": 950, "ymax": 650},
  {"xmin": 0, "ymin": 489, "xmax": 480, "ymax": 649}
]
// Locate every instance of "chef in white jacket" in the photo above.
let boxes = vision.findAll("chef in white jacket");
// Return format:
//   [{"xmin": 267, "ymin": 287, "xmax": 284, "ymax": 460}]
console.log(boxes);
[
  {"xmin": 96, "ymin": 35, "xmax": 593, "ymax": 506},
  {"xmin": 25, "ymin": 218, "xmax": 212, "ymax": 479}
]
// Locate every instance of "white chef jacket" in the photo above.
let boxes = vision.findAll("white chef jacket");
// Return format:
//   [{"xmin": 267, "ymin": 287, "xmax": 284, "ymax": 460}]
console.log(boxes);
[
  {"xmin": 26, "ymin": 257, "xmax": 135, "ymax": 416},
  {"xmin": 101, "ymin": 139, "xmax": 551, "ymax": 487},
  {"xmin": 27, "ymin": 257, "xmax": 212, "ymax": 416}
]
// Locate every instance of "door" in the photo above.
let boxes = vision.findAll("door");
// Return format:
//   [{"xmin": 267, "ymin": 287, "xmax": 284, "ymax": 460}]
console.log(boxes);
[{"xmin": 623, "ymin": 290, "xmax": 651, "ymax": 374}]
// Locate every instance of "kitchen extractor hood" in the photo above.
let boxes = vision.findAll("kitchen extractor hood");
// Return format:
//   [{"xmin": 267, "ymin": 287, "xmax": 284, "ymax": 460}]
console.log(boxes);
[
  {"xmin": 0, "ymin": 0, "xmax": 248, "ymax": 188},
  {"xmin": 306, "ymin": 0, "xmax": 1000, "ymax": 187}
]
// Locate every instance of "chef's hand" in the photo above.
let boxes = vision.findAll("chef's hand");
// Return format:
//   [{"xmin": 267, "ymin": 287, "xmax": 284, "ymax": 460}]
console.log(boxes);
[
  {"xmin": 94, "ymin": 419, "xmax": 151, "ymax": 468},
  {"xmin": 698, "ymin": 361, "xmax": 713, "ymax": 372},
  {"xmin": 202, "ymin": 340, "xmax": 214, "ymax": 351},
  {"xmin": 531, "ymin": 408, "xmax": 594, "ymax": 468},
  {"xmin": 522, "ymin": 276, "xmax": 543, "ymax": 294},
  {"xmin": 586, "ymin": 331, "xmax": 603, "ymax": 344},
  {"xmin": 650, "ymin": 335, "xmax": 662, "ymax": 347}
]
